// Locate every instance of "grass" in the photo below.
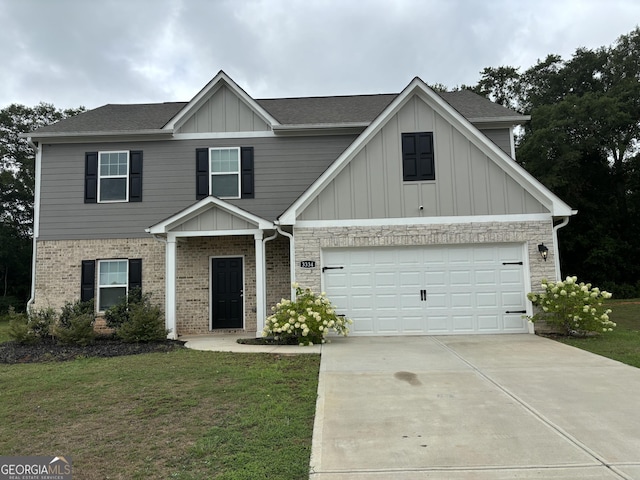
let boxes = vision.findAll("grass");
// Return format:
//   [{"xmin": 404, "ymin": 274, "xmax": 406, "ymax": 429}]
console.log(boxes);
[
  {"xmin": 553, "ymin": 298, "xmax": 640, "ymax": 368},
  {"xmin": 0, "ymin": 349, "xmax": 320, "ymax": 479}
]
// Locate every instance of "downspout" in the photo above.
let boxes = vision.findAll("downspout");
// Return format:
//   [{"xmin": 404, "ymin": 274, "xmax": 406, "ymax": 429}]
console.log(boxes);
[
  {"xmin": 552, "ymin": 214, "xmax": 573, "ymax": 280},
  {"xmin": 26, "ymin": 138, "xmax": 41, "ymax": 313},
  {"xmin": 274, "ymin": 221, "xmax": 296, "ymax": 301}
]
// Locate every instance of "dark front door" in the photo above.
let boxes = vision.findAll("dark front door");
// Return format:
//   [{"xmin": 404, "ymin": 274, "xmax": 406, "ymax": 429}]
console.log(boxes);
[{"xmin": 211, "ymin": 257, "xmax": 243, "ymax": 329}]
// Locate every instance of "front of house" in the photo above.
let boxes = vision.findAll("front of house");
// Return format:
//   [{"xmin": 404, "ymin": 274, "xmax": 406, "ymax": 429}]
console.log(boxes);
[{"xmin": 26, "ymin": 71, "xmax": 573, "ymax": 338}]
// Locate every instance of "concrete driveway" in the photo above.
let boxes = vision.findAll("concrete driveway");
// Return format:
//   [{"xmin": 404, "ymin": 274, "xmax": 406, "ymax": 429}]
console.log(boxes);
[{"xmin": 310, "ymin": 335, "xmax": 640, "ymax": 479}]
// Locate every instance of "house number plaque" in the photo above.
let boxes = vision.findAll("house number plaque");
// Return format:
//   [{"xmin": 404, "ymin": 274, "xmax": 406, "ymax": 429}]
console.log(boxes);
[{"xmin": 300, "ymin": 261, "xmax": 316, "ymax": 268}]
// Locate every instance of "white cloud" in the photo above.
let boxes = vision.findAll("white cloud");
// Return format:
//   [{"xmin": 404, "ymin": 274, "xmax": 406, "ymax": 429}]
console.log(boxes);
[{"xmin": 0, "ymin": 0, "xmax": 638, "ymax": 108}]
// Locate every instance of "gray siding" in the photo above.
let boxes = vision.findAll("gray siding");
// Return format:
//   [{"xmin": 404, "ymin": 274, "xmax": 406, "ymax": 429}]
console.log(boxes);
[
  {"xmin": 479, "ymin": 128, "xmax": 513, "ymax": 157},
  {"xmin": 298, "ymin": 96, "xmax": 547, "ymax": 221},
  {"xmin": 38, "ymin": 135, "xmax": 355, "ymax": 240},
  {"xmin": 172, "ymin": 209, "xmax": 256, "ymax": 232},
  {"xmin": 177, "ymin": 85, "xmax": 270, "ymax": 133}
]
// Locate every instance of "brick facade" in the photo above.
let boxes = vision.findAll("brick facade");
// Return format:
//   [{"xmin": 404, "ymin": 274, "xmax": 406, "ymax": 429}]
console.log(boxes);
[{"xmin": 33, "ymin": 234, "xmax": 292, "ymax": 337}]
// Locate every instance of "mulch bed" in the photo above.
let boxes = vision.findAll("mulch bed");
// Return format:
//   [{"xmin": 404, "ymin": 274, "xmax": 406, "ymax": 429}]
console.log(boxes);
[{"xmin": 0, "ymin": 336, "xmax": 186, "ymax": 364}]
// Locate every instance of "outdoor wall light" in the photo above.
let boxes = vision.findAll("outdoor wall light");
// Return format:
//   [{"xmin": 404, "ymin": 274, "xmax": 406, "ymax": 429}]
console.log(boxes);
[{"xmin": 538, "ymin": 243, "xmax": 549, "ymax": 261}]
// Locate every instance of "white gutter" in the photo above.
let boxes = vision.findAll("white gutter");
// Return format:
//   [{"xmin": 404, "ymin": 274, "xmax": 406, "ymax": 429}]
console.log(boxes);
[
  {"xmin": 274, "ymin": 222, "xmax": 296, "ymax": 301},
  {"xmin": 552, "ymin": 213, "xmax": 575, "ymax": 279},
  {"xmin": 26, "ymin": 137, "xmax": 41, "ymax": 313}
]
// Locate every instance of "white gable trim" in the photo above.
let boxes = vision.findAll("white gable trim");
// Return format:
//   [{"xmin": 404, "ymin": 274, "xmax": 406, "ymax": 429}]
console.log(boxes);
[
  {"xmin": 163, "ymin": 70, "xmax": 281, "ymax": 131},
  {"xmin": 279, "ymin": 77, "xmax": 573, "ymax": 224},
  {"xmin": 146, "ymin": 196, "xmax": 274, "ymax": 234}
]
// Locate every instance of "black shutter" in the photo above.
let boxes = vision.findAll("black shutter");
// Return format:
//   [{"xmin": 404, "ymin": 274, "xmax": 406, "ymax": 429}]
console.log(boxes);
[
  {"xmin": 196, "ymin": 148, "xmax": 209, "ymax": 199},
  {"xmin": 128, "ymin": 259, "xmax": 142, "ymax": 291},
  {"xmin": 81, "ymin": 260, "xmax": 96, "ymax": 302},
  {"xmin": 240, "ymin": 147, "xmax": 254, "ymax": 198},
  {"xmin": 84, "ymin": 152, "xmax": 98, "ymax": 203},
  {"xmin": 129, "ymin": 150, "xmax": 143, "ymax": 202},
  {"xmin": 402, "ymin": 133, "xmax": 435, "ymax": 181}
]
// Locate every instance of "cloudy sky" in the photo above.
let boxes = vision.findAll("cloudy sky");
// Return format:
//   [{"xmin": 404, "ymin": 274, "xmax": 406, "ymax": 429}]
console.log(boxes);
[{"xmin": 1, "ymin": 0, "xmax": 638, "ymax": 110}]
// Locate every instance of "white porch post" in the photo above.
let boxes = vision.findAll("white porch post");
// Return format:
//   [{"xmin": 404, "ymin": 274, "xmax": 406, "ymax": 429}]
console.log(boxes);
[
  {"xmin": 254, "ymin": 231, "xmax": 265, "ymax": 337},
  {"xmin": 165, "ymin": 234, "xmax": 177, "ymax": 339}
]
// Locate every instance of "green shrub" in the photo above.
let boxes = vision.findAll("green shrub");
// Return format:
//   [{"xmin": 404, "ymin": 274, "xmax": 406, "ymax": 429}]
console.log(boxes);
[
  {"xmin": 7, "ymin": 308, "xmax": 37, "ymax": 345},
  {"xmin": 104, "ymin": 288, "xmax": 143, "ymax": 329},
  {"xmin": 54, "ymin": 299, "xmax": 96, "ymax": 346},
  {"xmin": 115, "ymin": 299, "xmax": 167, "ymax": 343},
  {"xmin": 263, "ymin": 284, "xmax": 352, "ymax": 346},
  {"xmin": 527, "ymin": 276, "xmax": 615, "ymax": 335},
  {"xmin": 29, "ymin": 308, "xmax": 57, "ymax": 340}
]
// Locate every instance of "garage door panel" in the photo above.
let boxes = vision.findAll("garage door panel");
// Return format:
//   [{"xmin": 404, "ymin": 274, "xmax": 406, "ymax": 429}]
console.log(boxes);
[
  {"xmin": 450, "ymin": 270, "xmax": 472, "ymax": 286},
  {"xmin": 323, "ymin": 244, "xmax": 528, "ymax": 335},
  {"xmin": 451, "ymin": 292, "xmax": 473, "ymax": 308},
  {"xmin": 478, "ymin": 315, "xmax": 500, "ymax": 331},
  {"xmin": 504, "ymin": 315, "xmax": 527, "ymax": 331},
  {"xmin": 452, "ymin": 316, "xmax": 474, "ymax": 332},
  {"xmin": 427, "ymin": 316, "xmax": 449, "ymax": 332}
]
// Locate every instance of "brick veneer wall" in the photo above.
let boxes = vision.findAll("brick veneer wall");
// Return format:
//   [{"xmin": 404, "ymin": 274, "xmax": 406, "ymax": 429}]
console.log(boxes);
[
  {"xmin": 294, "ymin": 221, "xmax": 557, "ymax": 330},
  {"xmin": 33, "ymin": 238, "xmax": 166, "ymax": 329},
  {"xmin": 266, "ymin": 235, "xmax": 291, "ymax": 312}
]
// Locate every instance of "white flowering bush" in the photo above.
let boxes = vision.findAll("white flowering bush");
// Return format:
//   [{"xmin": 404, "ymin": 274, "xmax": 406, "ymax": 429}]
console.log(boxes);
[
  {"xmin": 263, "ymin": 284, "xmax": 352, "ymax": 346},
  {"xmin": 527, "ymin": 276, "xmax": 615, "ymax": 335}
]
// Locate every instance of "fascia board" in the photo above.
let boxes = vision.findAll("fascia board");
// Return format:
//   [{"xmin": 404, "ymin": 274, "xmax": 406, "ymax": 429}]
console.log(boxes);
[
  {"xmin": 163, "ymin": 71, "xmax": 280, "ymax": 131},
  {"xmin": 21, "ymin": 130, "xmax": 173, "ymax": 143},
  {"xmin": 147, "ymin": 197, "xmax": 273, "ymax": 234}
]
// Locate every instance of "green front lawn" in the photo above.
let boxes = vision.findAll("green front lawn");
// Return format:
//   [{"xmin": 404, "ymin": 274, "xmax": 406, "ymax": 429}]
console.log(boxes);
[
  {"xmin": 0, "ymin": 349, "xmax": 320, "ymax": 479},
  {"xmin": 553, "ymin": 299, "xmax": 640, "ymax": 368}
]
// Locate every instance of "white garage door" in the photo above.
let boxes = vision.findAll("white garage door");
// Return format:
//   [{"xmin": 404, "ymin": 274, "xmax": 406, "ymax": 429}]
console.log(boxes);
[{"xmin": 322, "ymin": 244, "xmax": 529, "ymax": 335}]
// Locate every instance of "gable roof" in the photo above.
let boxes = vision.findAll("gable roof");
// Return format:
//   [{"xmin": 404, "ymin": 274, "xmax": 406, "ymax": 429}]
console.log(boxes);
[
  {"xmin": 279, "ymin": 77, "xmax": 572, "ymax": 224},
  {"xmin": 146, "ymin": 196, "xmax": 273, "ymax": 235},
  {"xmin": 28, "ymin": 77, "xmax": 528, "ymax": 138}
]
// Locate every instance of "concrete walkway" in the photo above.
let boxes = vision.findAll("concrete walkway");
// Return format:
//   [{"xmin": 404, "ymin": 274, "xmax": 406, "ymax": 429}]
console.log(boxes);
[
  {"xmin": 181, "ymin": 334, "xmax": 321, "ymax": 354},
  {"xmin": 310, "ymin": 335, "xmax": 640, "ymax": 479}
]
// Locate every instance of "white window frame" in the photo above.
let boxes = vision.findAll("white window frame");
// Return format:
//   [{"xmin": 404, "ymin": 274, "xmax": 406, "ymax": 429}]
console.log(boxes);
[
  {"xmin": 209, "ymin": 147, "xmax": 241, "ymax": 199},
  {"xmin": 98, "ymin": 151, "xmax": 129, "ymax": 203},
  {"xmin": 97, "ymin": 259, "xmax": 128, "ymax": 312}
]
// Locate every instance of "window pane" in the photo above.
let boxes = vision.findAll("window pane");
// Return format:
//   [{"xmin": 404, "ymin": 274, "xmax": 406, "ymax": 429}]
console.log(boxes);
[
  {"xmin": 100, "ymin": 152, "xmax": 128, "ymax": 176},
  {"xmin": 211, "ymin": 149, "xmax": 239, "ymax": 173},
  {"xmin": 99, "ymin": 260, "xmax": 127, "ymax": 286},
  {"xmin": 100, "ymin": 178, "xmax": 127, "ymax": 201},
  {"xmin": 211, "ymin": 174, "xmax": 239, "ymax": 197},
  {"xmin": 99, "ymin": 286, "xmax": 126, "ymax": 310}
]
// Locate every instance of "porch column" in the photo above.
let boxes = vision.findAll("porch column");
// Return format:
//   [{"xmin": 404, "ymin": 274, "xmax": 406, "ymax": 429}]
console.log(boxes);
[
  {"xmin": 254, "ymin": 231, "xmax": 265, "ymax": 337},
  {"xmin": 165, "ymin": 234, "xmax": 177, "ymax": 340}
]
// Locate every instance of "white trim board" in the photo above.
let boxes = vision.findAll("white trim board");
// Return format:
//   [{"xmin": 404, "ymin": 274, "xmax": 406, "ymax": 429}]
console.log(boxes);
[{"xmin": 295, "ymin": 213, "xmax": 554, "ymax": 229}]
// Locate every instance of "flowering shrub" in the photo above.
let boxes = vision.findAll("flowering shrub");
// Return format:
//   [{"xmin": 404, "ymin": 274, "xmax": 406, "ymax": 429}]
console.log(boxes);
[
  {"xmin": 263, "ymin": 284, "xmax": 352, "ymax": 346},
  {"xmin": 527, "ymin": 276, "xmax": 615, "ymax": 335}
]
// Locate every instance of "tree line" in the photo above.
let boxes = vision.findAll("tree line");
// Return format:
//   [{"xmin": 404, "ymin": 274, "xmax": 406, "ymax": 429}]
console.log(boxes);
[{"xmin": 1, "ymin": 27, "xmax": 639, "ymax": 310}]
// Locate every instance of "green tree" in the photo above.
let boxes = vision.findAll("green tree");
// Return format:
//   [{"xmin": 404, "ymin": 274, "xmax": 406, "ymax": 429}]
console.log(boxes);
[{"xmin": 0, "ymin": 103, "xmax": 85, "ymax": 310}]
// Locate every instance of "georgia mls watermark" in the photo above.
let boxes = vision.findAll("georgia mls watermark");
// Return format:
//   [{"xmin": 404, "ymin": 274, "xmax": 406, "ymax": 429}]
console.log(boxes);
[{"xmin": 0, "ymin": 456, "xmax": 72, "ymax": 480}]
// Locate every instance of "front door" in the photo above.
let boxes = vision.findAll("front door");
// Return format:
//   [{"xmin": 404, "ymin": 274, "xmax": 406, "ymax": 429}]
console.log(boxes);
[{"xmin": 211, "ymin": 257, "xmax": 243, "ymax": 329}]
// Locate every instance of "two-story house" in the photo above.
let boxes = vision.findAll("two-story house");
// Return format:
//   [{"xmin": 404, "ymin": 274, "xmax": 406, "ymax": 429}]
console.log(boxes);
[{"xmin": 25, "ymin": 71, "xmax": 573, "ymax": 339}]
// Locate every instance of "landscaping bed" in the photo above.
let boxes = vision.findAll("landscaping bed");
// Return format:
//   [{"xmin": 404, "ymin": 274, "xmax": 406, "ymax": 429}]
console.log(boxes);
[{"xmin": 0, "ymin": 336, "xmax": 185, "ymax": 364}]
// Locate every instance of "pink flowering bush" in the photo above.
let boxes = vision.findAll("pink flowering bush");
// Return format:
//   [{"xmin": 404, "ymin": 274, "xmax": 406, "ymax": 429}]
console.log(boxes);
[
  {"xmin": 527, "ymin": 276, "xmax": 614, "ymax": 335},
  {"xmin": 263, "ymin": 284, "xmax": 352, "ymax": 346}
]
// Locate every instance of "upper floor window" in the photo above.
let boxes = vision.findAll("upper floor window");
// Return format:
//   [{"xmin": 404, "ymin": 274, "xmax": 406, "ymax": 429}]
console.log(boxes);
[
  {"xmin": 402, "ymin": 132, "xmax": 435, "ymax": 182},
  {"xmin": 84, "ymin": 150, "xmax": 143, "ymax": 204},
  {"xmin": 99, "ymin": 151, "xmax": 129, "ymax": 202},
  {"xmin": 196, "ymin": 146, "xmax": 254, "ymax": 200},
  {"xmin": 210, "ymin": 147, "xmax": 241, "ymax": 198}
]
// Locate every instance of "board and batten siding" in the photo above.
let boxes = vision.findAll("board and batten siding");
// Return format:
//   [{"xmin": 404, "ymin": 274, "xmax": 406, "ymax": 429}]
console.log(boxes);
[
  {"xmin": 298, "ymin": 96, "xmax": 547, "ymax": 221},
  {"xmin": 176, "ymin": 85, "xmax": 270, "ymax": 133},
  {"xmin": 38, "ymin": 135, "xmax": 356, "ymax": 240}
]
